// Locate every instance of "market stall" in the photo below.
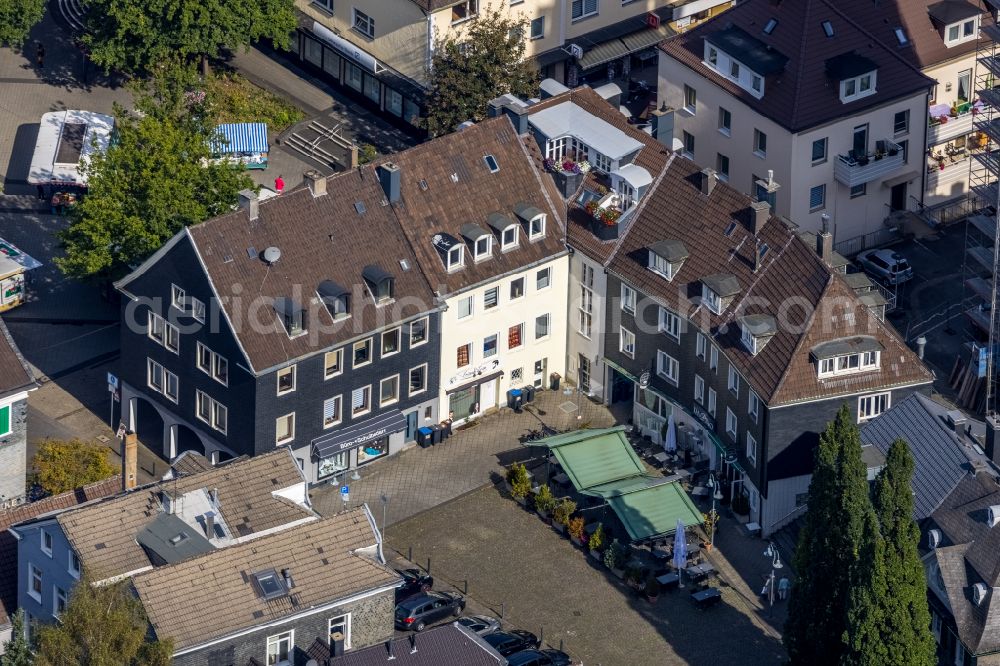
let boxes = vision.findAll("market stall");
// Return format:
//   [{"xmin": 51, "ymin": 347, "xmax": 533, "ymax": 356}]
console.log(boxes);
[
  {"xmin": 0, "ymin": 238, "xmax": 42, "ymax": 312},
  {"xmin": 27, "ymin": 110, "xmax": 114, "ymax": 189},
  {"xmin": 211, "ymin": 123, "xmax": 269, "ymax": 169}
]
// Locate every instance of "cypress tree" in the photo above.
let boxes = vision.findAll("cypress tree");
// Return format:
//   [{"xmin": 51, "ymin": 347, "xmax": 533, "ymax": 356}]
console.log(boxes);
[
  {"xmin": 842, "ymin": 508, "xmax": 889, "ymax": 666},
  {"xmin": 1, "ymin": 609, "xmax": 34, "ymax": 666},
  {"xmin": 785, "ymin": 404, "xmax": 870, "ymax": 666},
  {"xmin": 869, "ymin": 439, "xmax": 936, "ymax": 666}
]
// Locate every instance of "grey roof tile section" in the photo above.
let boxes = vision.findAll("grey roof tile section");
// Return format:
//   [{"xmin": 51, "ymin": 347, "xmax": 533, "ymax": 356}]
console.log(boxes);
[
  {"xmin": 314, "ymin": 623, "xmax": 507, "ymax": 666},
  {"xmin": 704, "ymin": 26, "xmax": 790, "ymax": 75},
  {"xmin": 740, "ymin": 314, "xmax": 777, "ymax": 337},
  {"xmin": 136, "ymin": 512, "xmax": 216, "ymax": 565},
  {"xmin": 702, "ymin": 273, "xmax": 740, "ymax": 297},
  {"xmin": 861, "ymin": 394, "xmax": 980, "ymax": 519},
  {"xmin": 649, "ymin": 239, "xmax": 688, "ymax": 263}
]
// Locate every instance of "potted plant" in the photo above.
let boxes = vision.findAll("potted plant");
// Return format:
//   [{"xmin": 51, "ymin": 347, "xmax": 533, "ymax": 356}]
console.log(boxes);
[
  {"xmin": 568, "ymin": 516, "xmax": 586, "ymax": 547},
  {"xmin": 625, "ymin": 565, "xmax": 646, "ymax": 592},
  {"xmin": 702, "ymin": 511, "xmax": 719, "ymax": 551},
  {"xmin": 552, "ymin": 498, "xmax": 576, "ymax": 534},
  {"xmin": 731, "ymin": 492, "xmax": 750, "ymax": 520},
  {"xmin": 604, "ymin": 540, "xmax": 627, "ymax": 578},
  {"xmin": 887, "ymin": 145, "xmax": 899, "ymax": 156},
  {"xmin": 508, "ymin": 463, "xmax": 531, "ymax": 506},
  {"xmin": 534, "ymin": 484, "xmax": 556, "ymax": 522},
  {"xmin": 588, "ymin": 523, "xmax": 605, "ymax": 561},
  {"xmin": 645, "ymin": 575, "xmax": 661, "ymax": 603}
]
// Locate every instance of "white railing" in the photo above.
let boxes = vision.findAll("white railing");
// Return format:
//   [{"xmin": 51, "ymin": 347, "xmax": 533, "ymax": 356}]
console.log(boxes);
[{"xmin": 834, "ymin": 139, "xmax": 905, "ymax": 187}]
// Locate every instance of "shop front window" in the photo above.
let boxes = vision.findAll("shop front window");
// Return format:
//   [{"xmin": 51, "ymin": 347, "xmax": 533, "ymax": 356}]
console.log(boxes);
[
  {"xmin": 364, "ymin": 74, "xmax": 381, "ymax": 103},
  {"xmin": 449, "ymin": 385, "xmax": 479, "ymax": 421},
  {"xmin": 322, "ymin": 49, "xmax": 341, "ymax": 78},
  {"xmin": 347, "ymin": 63, "xmax": 363, "ymax": 91},
  {"xmin": 387, "ymin": 88, "xmax": 403, "ymax": 117},
  {"xmin": 304, "ymin": 37, "xmax": 323, "ymax": 66},
  {"xmin": 318, "ymin": 451, "xmax": 348, "ymax": 479},
  {"xmin": 403, "ymin": 98, "xmax": 420, "ymax": 126},
  {"xmin": 358, "ymin": 437, "xmax": 388, "ymax": 465}
]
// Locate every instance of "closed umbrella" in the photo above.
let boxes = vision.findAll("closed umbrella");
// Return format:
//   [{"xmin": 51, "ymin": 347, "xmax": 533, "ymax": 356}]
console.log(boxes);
[
  {"xmin": 673, "ymin": 518, "xmax": 687, "ymax": 587},
  {"xmin": 664, "ymin": 413, "xmax": 677, "ymax": 454}
]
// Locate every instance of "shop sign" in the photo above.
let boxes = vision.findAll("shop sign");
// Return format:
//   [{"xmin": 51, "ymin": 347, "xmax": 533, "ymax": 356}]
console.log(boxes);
[
  {"xmin": 313, "ymin": 22, "xmax": 384, "ymax": 73},
  {"xmin": 447, "ymin": 358, "xmax": 501, "ymax": 387},
  {"xmin": 331, "ymin": 425, "xmax": 391, "ymax": 453},
  {"xmin": 692, "ymin": 404, "xmax": 713, "ymax": 429}
]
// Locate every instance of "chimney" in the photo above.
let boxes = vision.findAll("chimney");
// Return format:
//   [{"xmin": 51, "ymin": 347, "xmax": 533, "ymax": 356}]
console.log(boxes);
[
  {"xmin": 122, "ymin": 432, "xmax": 138, "ymax": 491},
  {"xmin": 700, "ymin": 168, "xmax": 717, "ymax": 196},
  {"xmin": 304, "ymin": 170, "xmax": 327, "ymax": 198},
  {"xmin": 651, "ymin": 105, "xmax": 674, "ymax": 148},
  {"xmin": 162, "ymin": 491, "xmax": 174, "ymax": 515},
  {"xmin": 209, "ymin": 487, "xmax": 218, "ymax": 506},
  {"xmin": 409, "ymin": 634, "xmax": 417, "ymax": 654},
  {"xmin": 238, "ymin": 189, "xmax": 258, "ymax": 221},
  {"xmin": 816, "ymin": 213, "xmax": 833, "ymax": 262},
  {"xmin": 281, "ymin": 568, "xmax": 296, "ymax": 589},
  {"xmin": 331, "ymin": 631, "xmax": 345, "ymax": 657},
  {"xmin": 378, "ymin": 163, "xmax": 401, "ymax": 204},
  {"xmin": 986, "ymin": 414, "xmax": 1000, "ymax": 465},
  {"xmin": 754, "ymin": 238, "xmax": 763, "ymax": 273},
  {"xmin": 751, "ymin": 200, "xmax": 770, "ymax": 235},
  {"xmin": 204, "ymin": 511, "xmax": 216, "ymax": 539},
  {"xmin": 501, "ymin": 104, "xmax": 529, "ymax": 134}
]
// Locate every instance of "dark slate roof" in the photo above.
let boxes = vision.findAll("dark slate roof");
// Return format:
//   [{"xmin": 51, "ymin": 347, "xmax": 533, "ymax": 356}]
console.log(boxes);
[
  {"xmin": 135, "ymin": 512, "xmax": 216, "ymax": 565},
  {"xmin": 650, "ymin": 239, "xmax": 688, "ymax": 263},
  {"xmin": 860, "ymin": 393, "xmax": 980, "ymax": 519},
  {"xmin": 659, "ymin": 0, "xmax": 935, "ymax": 133},
  {"xmin": 704, "ymin": 26, "xmax": 790, "ymax": 75},
  {"xmin": 0, "ymin": 476, "xmax": 122, "ymax": 628},
  {"xmin": 928, "ymin": 0, "xmax": 982, "ymax": 24},
  {"xmin": 0, "ymin": 318, "xmax": 35, "ymax": 400},
  {"xmin": 312, "ymin": 623, "xmax": 507, "ymax": 666},
  {"xmin": 825, "ymin": 52, "xmax": 878, "ymax": 79}
]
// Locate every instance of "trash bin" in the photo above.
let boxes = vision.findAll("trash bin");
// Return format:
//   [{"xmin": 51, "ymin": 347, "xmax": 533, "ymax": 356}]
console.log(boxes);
[
  {"xmin": 550, "ymin": 372, "xmax": 561, "ymax": 391},
  {"xmin": 440, "ymin": 419, "xmax": 452, "ymax": 440},
  {"xmin": 522, "ymin": 385, "xmax": 536, "ymax": 403},
  {"xmin": 431, "ymin": 424, "xmax": 443, "ymax": 445},
  {"xmin": 506, "ymin": 388, "xmax": 523, "ymax": 411},
  {"xmin": 417, "ymin": 426, "xmax": 434, "ymax": 448}
]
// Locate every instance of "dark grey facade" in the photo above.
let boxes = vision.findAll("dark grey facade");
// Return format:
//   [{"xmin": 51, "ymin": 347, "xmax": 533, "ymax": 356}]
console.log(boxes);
[
  {"xmin": 171, "ymin": 588, "xmax": 395, "ymax": 666},
  {"xmin": 117, "ymin": 234, "xmax": 442, "ymax": 483}
]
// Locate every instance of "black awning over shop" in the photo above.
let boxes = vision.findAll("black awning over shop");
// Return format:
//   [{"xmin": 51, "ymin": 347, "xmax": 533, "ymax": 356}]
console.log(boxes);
[{"xmin": 312, "ymin": 409, "xmax": 406, "ymax": 459}]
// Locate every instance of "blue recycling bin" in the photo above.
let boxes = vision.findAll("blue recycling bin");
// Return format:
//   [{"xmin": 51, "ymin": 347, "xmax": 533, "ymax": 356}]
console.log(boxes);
[
  {"xmin": 417, "ymin": 427, "xmax": 434, "ymax": 448},
  {"xmin": 507, "ymin": 388, "xmax": 523, "ymax": 411}
]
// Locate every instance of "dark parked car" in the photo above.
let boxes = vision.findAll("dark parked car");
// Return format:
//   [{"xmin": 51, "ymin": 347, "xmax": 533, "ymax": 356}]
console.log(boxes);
[
  {"xmin": 482, "ymin": 630, "xmax": 541, "ymax": 656},
  {"xmin": 394, "ymin": 592, "xmax": 464, "ymax": 631},
  {"xmin": 456, "ymin": 614, "xmax": 501, "ymax": 635},
  {"xmin": 395, "ymin": 568, "xmax": 433, "ymax": 602},
  {"xmin": 506, "ymin": 649, "xmax": 575, "ymax": 666}
]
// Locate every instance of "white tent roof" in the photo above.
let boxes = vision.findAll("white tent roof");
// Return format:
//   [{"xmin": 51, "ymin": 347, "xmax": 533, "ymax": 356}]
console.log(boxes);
[
  {"xmin": 528, "ymin": 101, "xmax": 644, "ymax": 160},
  {"xmin": 613, "ymin": 163, "xmax": 654, "ymax": 189},
  {"xmin": 28, "ymin": 110, "xmax": 114, "ymax": 186}
]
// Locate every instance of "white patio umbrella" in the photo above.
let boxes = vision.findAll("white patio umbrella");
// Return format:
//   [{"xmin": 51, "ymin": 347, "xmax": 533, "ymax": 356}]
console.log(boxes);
[
  {"xmin": 664, "ymin": 413, "xmax": 677, "ymax": 454},
  {"xmin": 673, "ymin": 518, "xmax": 688, "ymax": 587}
]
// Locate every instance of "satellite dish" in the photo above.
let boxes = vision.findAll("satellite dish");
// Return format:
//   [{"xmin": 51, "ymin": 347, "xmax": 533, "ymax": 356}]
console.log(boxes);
[
  {"xmin": 263, "ymin": 247, "xmax": 281, "ymax": 265},
  {"xmin": 638, "ymin": 371, "xmax": 650, "ymax": 388}
]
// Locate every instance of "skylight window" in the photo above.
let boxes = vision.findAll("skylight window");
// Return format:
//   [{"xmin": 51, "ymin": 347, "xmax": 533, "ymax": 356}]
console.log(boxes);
[
  {"xmin": 822, "ymin": 21, "xmax": 834, "ymax": 37},
  {"xmin": 253, "ymin": 570, "xmax": 289, "ymax": 601},
  {"xmin": 484, "ymin": 154, "xmax": 499, "ymax": 173},
  {"xmin": 894, "ymin": 27, "xmax": 908, "ymax": 45},
  {"xmin": 354, "ymin": 201, "xmax": 366, "ymax": 215},
  {"xmin": 763, "ymin": 18, "xmax": 777, "ymax": 34},
  {"xmin": 724, "ymin": 221, "xmax": 737, "ymax": 237}
]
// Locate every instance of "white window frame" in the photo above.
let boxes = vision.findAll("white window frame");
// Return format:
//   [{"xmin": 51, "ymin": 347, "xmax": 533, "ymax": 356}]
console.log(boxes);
[
  {"xmin": 621, "ymin": 284, "xmax": 637, "ymax": 314},
  {"xmin": 41, "ymin": 530, "xmax": 52, "ymax": 557},
  {"xmin": 164, "ymin": 321, "xmax": 179, "ymax": 354},
  {"xmin": 702, "ymin": 284, "xmax": 723, "ymax": 314},
  {"xmin": 659, "ymin": 307, "xmax": 681, "ymax": 341},
  {"xmin": 657, "ymin": 350, "xmax": 679, "ymax": 385},
  {"xmin": 381, "ymin": 327, "xmax": 401, "ymax": 357},
  {"xmin": 329, "ymin": 614, "xmax": 352, "ymax": 649},
  {"xmin": 728, "ymin": 366, "xmax": 740, "ymax": 396},
  {"xmin": 945, "ymin": 17, "xmax": 979, "ymax": 46},
  {"xmin": 858, "ymin": 392, "xmax": 890, "ymax": 422},
  {"xmin": 457, "ymin": 295, "xmax": 474, "ymax": 320},
  {"xmin": 409, "ymin": 317, "xmax": 429, "ymax": 348},
  {"xmin": 571, "ymin": 0, "xmax": 598, "ymax": 21},
  {"xmin": 754, "ymin": 129, "xmax": 767, "ymax": 157},
  {"xmin": 353, "ymin": 338, "xmax": 373, "ymax": 368},
  {"xmin": 619, "ymin": 327, "xmax": 636, "ymax": 358},
  {"xmin": 352, "ymin": 8, "xmax": 375, "ymax": 38},
  {"xmin": 266, "ymin": 630, "xmax": 295, "ymax": 666},
  {"xmin": 501, "ymin": 225, "xmax": 519, "ymax": 250},
  {"xmin": 195, "ymin": 390, "xmax": 227, "ymax": 434},
  {"xmin": 718, "ymin": 107, "xmax": 731, "ymax": 136},
  {"xmin": 27, "ymin": 563, "xmax": 41, "ymax": 603},
  {"xmin": 484, "ymin": 286, "xmax": 499, "ymax": 310},
  {"xmin": 534, "ymin": 313, "xmax": 551, "ymax": 340},
  {"xmin": 171, "ymin": 284, "xmax": 185, "ymax": 311},
  {"xmin": 708, "ymin": 388, "xmax": 717, "ymax": 416},
  {"xmin": 277, "ymin": 365, "xmax": 297, "ymax": 396},
  {"xmin": 352, "ymin": 385, "xmax": 372, "ymax": 417},
  {"xmin": 529, "ymin": 215, "xmax": 546, "ymax": 240},
  {"xmin": 710, "ymin": 344, "xmax": 719, "ymax": 371},
  {"xmin": 276, "ymin": 412, "xmax": 296, "ymax": 445},
  {"xmin": 147, "ymin": 312, "xmax": 165, "ymax": 344},
  {"xmin": 696, "ymin": 333, "xmax": 706, "ymax": 360},
  {"xmin": 323, "ymin": 396, "xmax": 342, "ymax": 429},
  {"xmin": 68, "ymin": 550, "xmax": 80, "ymax": 579},
  {"xmin": 694, "ymin": 375, "xmax": 705, "ymax": 404},
  {"xmin": 380, "ymin": 375, "xmax": 400, "ymax": 407},
  {"xmin": 817, "ymin": 351, "xmax": 880, "ymax": 378},
  {"xmin": 510, "ymin": 277, "xmax": 525, "ymax": 300},
  {"xmin": 409, "ymin": 364, "xmax": 428, "ymax": 396},
  {"xmin": 741, "ymin": 325, "xmax": 759, "ymax": 355},
  {"xmin": 446, "ymin": 245, "xmax": 464, "ymax": 272},
  {"xmin": 839, "ymin": 71, "xmax": 877, "ymax": 103},
  {"xmin": 648, "ymin": 252, "xmax": 675, "ymax": 280},
  {"xmin": 726, "ymin": 407, "xmax": 737, "ymax": 439},
  {"xmin": 746, "ymin": 432, "xmax": 757, "ymax": 466},
  {"xmin": 190, "ymin": 296, "xmax": 206, "ymax": 323},
  {"xmin": 683, "ymin": 84, "xmax": 697, "ymax": 114},
  {"xmin": 324, "ymin": 349, "xmax": 344, "ymax": 379},
  {"xmin": 536, "ymin": 267, "xmax": 552, "ymax": 291},
  {"xmin": 749, "ymin": 390, "xmax": 760, "ymax": 423},
  {"xmin": 474, "ymin": 235, "xmax": 492, "ymax": 262}
]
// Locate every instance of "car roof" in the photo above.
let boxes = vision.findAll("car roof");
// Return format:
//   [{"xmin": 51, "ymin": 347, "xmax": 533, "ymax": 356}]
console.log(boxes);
[
  {"xmin": 397, "ymin": 592, "xmax": 441, "ymax": 608},
  {"xmin": 508, "ymin": 650, "xmax": 544, "ymax": 664}
]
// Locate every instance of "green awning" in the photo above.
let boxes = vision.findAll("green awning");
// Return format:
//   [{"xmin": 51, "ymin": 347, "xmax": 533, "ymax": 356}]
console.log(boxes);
[
  {"xmin": 598, "ymin": 480, "xmax": 703, "ymax": 542},
  {"xmin": 620, "ymin": 26, "xmax": 670, "ymax": 53},
  {"xmin": 579, "ymin": 39, "xmax": 630, "ymax": 70},
  {"xmin": 525, "ymin": 426, "xmax": 645, "ymax": 490}
]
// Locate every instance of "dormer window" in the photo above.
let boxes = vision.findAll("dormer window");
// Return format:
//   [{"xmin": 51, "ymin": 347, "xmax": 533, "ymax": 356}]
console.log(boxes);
[
  {"xmin": 502, "ymin": 226, "xmax": 518, "ymax": 249},
  {"xmin": 487, "ymin": 212, "xmax": 519, "ymax": 252},
  {"xmin": 461, "ymin": 223, "xmax": 492, "ymax": 262},
  {"xmin": 362, "ymin": 265, "xmax": 395, "ymax": 304},
  {"xmin": 739, "ymin": 314, "xmax": 777, "ymax": 355},
  {"xmin": 946, "ymin": 17, "xmax": 978, "ymax": 44},
  {"xmin": 448, "ymin": 246, "xmax": 464, "ymax": 270},
  {"xmin": 647, "ymin": 240, "xmax": 688, "ymax": 281},
  {"xmin": 273, "ymin": 298, "xmax": 305, "ymax": 337},
  {"xmin": 703, "ymin": 285, "xmax": 722, "ymax": 314},
  {"xmin": 432, "ymin": 232, "xmax": 464, "ymax": 272},
  {"xmin": 514, "ymin": 202, "xmax": 546, "ymax": 241},
  {"xmin": 530, "ymin": 215, "xmax": 545, "ymax": 239},
  {"xmin": 974, "ymin": 582, "xmax": 989, "ymax": 606},
  {"xmin": 700, "ymin": 273, "xmax": 740, "ymax": 315},
  {"xmin": 317, "ymin": 280, "xmax": 351, "ymax": 320},
  {"xmin": 813, "ymin": 337, "xmax": 883, "ymax": 377},
  {"xmin": 826, "ymin": 53, "xmax": 878, "ymax": 104},
  {"xmin": 702, "ymin": 27, "xmax": 786, "ymax": 100},
  {"xmin": 475, "ymin": 236, "xmax": 491, "ymax": 260},
  {"xmin": 840, "ymin": 72, "xmax": 876, "ymax": 102}
]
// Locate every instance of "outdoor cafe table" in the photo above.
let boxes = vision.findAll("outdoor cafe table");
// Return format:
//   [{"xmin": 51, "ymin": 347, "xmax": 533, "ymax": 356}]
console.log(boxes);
[
  {"xmin": 653, "ymin": 452, "xmax": 669, "ymax": 463},
  {"xmin": 656, "ymin": 572, "xmax": 680, "ymax": 591},
  {"xmin": 552, "ymin": 472, "xmax": 569, "ymax": 486},
  {"xmin": 685, "ymin": 562, "xmax": 716, "ymax": 580},
  {"xmin": 691, "ymin": 587, "xmax": 722, "ymax": 609}
]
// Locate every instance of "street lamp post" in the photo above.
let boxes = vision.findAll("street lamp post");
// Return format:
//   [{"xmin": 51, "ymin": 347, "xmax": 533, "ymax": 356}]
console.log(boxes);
[
  {"xmin": 706, "ymin": 473, "xmax": 724, "ymax": 548},
  {"xmin": 764, "ymin": 542, "xmax": 783, "ymax": 614}
]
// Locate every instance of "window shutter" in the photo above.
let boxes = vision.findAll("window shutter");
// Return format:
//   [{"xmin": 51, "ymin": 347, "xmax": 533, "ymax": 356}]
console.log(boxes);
[
  {"xmin": 0, "ymin": 405, "xmax": 9, "ymax": 435},
  {"xmin": 324, "ymin": 398, "xmax": 339, "ymax": 421}
]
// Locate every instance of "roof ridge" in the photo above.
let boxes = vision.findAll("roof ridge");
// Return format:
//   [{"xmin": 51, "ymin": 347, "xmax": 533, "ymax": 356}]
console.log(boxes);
[
  {"xmin": 721, "ymin": 227, "xmax": 797, "ymax": 330},
  {"xmin": 787, "ymin": 0, "xmax": 818, "ymax": 131},
  {"xmin": 820, "ymin": 0, "xmax": 933, "ymax": 79},
  {"xmin": 769, "ymin": 272, "xmax": 835, "ymax": 401}
]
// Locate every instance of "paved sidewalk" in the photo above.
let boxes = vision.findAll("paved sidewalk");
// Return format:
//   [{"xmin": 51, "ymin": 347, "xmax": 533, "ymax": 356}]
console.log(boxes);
[{"xmin": 310, "ymin": 389, "xmax": 615, "ymax": 523}]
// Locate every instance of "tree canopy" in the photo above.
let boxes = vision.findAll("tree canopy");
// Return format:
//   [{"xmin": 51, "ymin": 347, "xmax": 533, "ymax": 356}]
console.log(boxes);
[
  {"xmin": 34, "ymin": 577, "xmax": 172, "ymax": 666},
  {"xmin": 424, "ymin": 5, "xmax": 538, "ymax": 137},
  {"xmin": 0, "ymin": 0, "xmax": 44, "ymax": 48},
  {"xmin": 1, "ymin": 609, "xmax": 33, "ymax": 666},
  {"xmin": 32, "ymin": 438, "xmax": 116, "ymax": 496},
  {"xmin": 56, "ymin": 71, "xmax": 253, "ymax": 279},
  {"xmin": 82, "ymin": 0, "xmax": 296, "ymax": 75}
]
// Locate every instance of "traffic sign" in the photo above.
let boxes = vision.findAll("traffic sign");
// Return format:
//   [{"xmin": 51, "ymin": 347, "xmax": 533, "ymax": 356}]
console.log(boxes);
[
  {"xmin": 116, "ymin": 423, "xmax": 127, "ymax": 439},
  {"xmin": 107, "ymin": 372, "xmax": 119, "ymax": 390},
  {"xmin": 340, "ymin": 485, "xmax": 349, "ymax": 503}
]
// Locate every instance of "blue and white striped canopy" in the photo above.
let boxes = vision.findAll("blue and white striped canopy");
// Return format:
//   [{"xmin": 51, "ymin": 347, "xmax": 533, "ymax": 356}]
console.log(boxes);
[{"xmin": 212, "ymin": 123, "xmax": 269, "ymax": 154}]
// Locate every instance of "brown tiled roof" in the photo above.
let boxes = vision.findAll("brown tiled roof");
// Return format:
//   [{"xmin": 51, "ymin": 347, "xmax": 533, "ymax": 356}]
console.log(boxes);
[
  {"xmin": 183, "ymin": 168, "xmax": 438, "ymax": 373},
  {"xmin": 313, "ymin": 624, "xmax": 506, "ymax": 666},
  {"xmin": 168, "ymin": 450, "xmax": 215, "ymax": 477},
  {"xmin": 57, "ymin": 449, "xmax": 312, "ymax": 580},
  {"xmin": 133, "ymin": 509, "xmax": 398, "ymax": 651},
  {"xmin": 0, "ymin": 318, "xmax": 35, "ymax": 399},
  {"xmin": 374, "ymin": 117, "xmax": 567, "ymax": 297},
  {"xmin": 840, "ymin": 0, "xmax": 992, "ymax": 70},
  {"xmin": 607, "ymin": 154, "xmax": 931, "ymax": 405},
  {"xmin": 525, "ymin": 86, "xmax": 672, "ymax": 266},
  {"xmin": 659, "ymin": 0, "xmax": 935, "ymax": 133},
  {"xmin": 0, "ymin": 476, "xmax": 121, "ymax": 627}
]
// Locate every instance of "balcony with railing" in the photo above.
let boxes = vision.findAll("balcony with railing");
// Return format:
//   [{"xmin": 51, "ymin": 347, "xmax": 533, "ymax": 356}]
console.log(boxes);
[
  {"xmin": 833, "ymin": 139, "xmax": 905, "ymax": 188},
  {"xmin": 928, "ymin": 100, "xmax": 982, "ymax": 146}
]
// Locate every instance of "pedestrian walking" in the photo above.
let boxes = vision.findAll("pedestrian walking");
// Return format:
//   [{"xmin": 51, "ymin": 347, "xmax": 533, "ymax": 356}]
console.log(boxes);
[
  {"xmin": 36, "ymin": 43, "xmax": 45, "ymax": 69},
  {"xmin": 274, "ymin": 174, "xmax": 285, "ymax": 194}
]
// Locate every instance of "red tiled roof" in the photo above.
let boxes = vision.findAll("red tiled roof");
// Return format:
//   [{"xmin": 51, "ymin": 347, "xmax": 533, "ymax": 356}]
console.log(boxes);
[
  {"xmin": 0, "ymin": 476, "xmax": 121, "ymax": 627},
  {"xmin": 659, "ymin": 0, "xmax": 935, "ymax": 133}
]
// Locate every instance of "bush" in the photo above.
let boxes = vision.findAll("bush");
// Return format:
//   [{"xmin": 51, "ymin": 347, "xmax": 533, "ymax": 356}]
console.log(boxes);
[
  {"xmin": 357, "ymin": 143, "xmax": 377, "ymax": 165},
  {"xmin": 533, "ymin": 484, "xmax": 556, "ymax": 513},
  {"xmin": 588, "ymin": 523, "xmax": 605, "ymax": 552},
  {"xmin": 552, "ymin": 498, "xmax": 577, "ymax": 526},
  {"xmin": 603, "ymin": 540, "xmax": 627, "ymax": 570},
  {"xmin": 33, "ymin": 439, "xmax": 116, "ymax": 496},
  {"xmin": 567, "ymin": 516, "xmax": 585, "ymax": 541},
  {"xmin": 203, "ymin": 72, "xmax": 304, "ymax": 132},
  {"xmin": 507, "ymin": 463, "xmax": 531, "ymax": 501}
]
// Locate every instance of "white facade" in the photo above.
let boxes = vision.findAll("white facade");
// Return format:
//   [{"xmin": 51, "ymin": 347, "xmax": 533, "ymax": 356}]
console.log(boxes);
[
  {"xmin": 565, "ymin": 251, "xmax": 608, "ymax": 402},
  {"xmin": 438, "ymin": 255, "xmax": 570, "ymax": 423}
]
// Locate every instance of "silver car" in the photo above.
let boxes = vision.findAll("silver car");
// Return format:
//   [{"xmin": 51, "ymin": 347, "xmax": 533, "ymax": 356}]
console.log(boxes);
[
  {"xmin": 856, "ymin": 249, "xmax": 913, "ymax": 285},
  {"xmin": 456, "ymin": 614, "xmax": 502, "ymax": 635}
]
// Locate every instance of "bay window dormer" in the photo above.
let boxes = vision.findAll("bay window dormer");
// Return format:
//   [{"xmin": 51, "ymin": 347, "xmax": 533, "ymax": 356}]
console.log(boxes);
[
  {"xmin": 647, "ymin": 240, "xmax": 688, "ymax": 281},
  {"xmin": 813, "ymin": 336, "xmax": 883, "ymax": 378},
  {"xmin": 739, "ymin": 314, "xmax": 777, "ymax": 355},
  {"xmin": 700, "ymin": 273, "xmax": 740, "ymax": 315},
  {"xmin": 701, "ymin": 26, "xmax": 788, "ymax": 100},
  {"xmin": 826, "ymin": 53, "xmax": 878, "ymax": 104},
  {"xmin": 929, "ymin": 1, "xmax": 981, "ymax": 47}
]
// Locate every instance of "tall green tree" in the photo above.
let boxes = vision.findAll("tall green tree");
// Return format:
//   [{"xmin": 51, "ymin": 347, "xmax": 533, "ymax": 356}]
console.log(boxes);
[
  {"xmin": 32, "ymin": 438, "xmax": 116, "ymax": 496},
  {"xmin": 785, "ymin": 404, "xmax": 871, "ymax": 666},
  {"xmin": 868, "ymin": 439, "xmax": 936, "ymax": 666},
  {"xmin": 424, "ymin": 5, "xmax": 538, "ymax": 137},
  {"xmin": 56, "ymin": 74, "xmax": 253, "ymax": 278},
  {"xmin": 0, "ymin": 0, "xmax": 44, "ymax": 47},
  {"xmin": 1, "ymin": 609, "xmax": 33, "ymax": 666},
  {"xmin": 82, "ymin": 0, "xmax": 296, "ymax": 75},
  {"xmin": 843, "ymin": 508, "xmax": 890, "ymax": 666},
  {"xmin": 34, "ymin": 577, "xmax": 172, "ymax": 666}
]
